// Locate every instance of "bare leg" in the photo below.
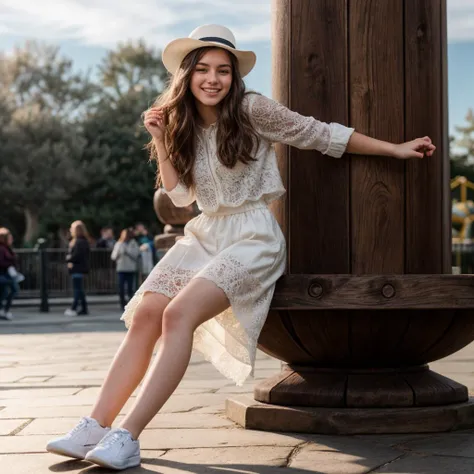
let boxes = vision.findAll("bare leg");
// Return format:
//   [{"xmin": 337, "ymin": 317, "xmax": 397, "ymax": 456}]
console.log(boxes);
[
  {"xmin": 90, "ymin": 292, "xmax": 170, "ymax": 427},
  {"xmin": 119, "ymin": 278, "xmax": 229, "ymax": 439}
]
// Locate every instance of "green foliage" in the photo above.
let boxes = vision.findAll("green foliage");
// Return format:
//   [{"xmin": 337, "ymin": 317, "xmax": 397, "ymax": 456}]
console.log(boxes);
[
  {"xmin": 54, "ymin": 89, "xmax": 160, "ymax": 236},
  {"xmin": 0, "ymin": 41, "xmax": 97, "ymax": 119},
  {"xmin": 0, "ymin": 40, "xmax": 167, "ymax": 244},
  {"xmin": 451, "ymin": 109, "xmax": 474, "ymax": 182}
]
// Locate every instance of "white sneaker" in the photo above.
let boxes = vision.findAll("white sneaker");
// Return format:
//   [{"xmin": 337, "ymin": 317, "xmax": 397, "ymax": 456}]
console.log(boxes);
[
  {"xmin": 46, "ymin": 416, "xmax": 110, "ymax": 459},
  {"xmin": 0, "ymin": 309, "xmax": 6, "ymax": 319},
  {"xmin": 85, "ymin": 428, "xmax": 140, "ymax": 470},
  {"xmin": 64, "ymin": 308, "xmax": 78, "ymax": 317},
  {"xmin": 4, "ymin": 311, "xmax": 13, "ymax": 321}
]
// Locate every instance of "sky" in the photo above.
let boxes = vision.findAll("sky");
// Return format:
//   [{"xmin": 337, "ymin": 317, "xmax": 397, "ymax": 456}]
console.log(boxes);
[{"xmin": 0, "ymin": 0, "xmax": 473, "ymax": 138}]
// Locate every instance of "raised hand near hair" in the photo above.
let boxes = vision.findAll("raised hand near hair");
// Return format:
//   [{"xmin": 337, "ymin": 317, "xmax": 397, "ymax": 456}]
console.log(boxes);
[
  {"xmin": 393, "ymin": 136, "xmax": 436, "ymax": 160},
  {"xmin": 143, "ymin": 107, "xmax": 165, "ymax": 141}
]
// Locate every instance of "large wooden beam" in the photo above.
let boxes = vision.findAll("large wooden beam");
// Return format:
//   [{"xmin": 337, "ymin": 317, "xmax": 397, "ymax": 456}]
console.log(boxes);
[
  {"xmin": 226, "ymin": 0, "xmax": 474, "ymax": 435},
  {"xmin": 271, "ymin": 275, "xmax": 474, "ymax": 310}
]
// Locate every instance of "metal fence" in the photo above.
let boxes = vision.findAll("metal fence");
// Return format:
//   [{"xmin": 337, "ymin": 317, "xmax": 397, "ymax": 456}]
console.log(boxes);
[
  {"xmin": 11, "ymin": 243, "xmax": 474, "ymax": 301},
  {"xmin": 15, "ymin": 248, "xmax": 117, "ymax": 299},
  {"xmin": 452, "ymin": 240, "xmax": 474, "ymax": 274}
]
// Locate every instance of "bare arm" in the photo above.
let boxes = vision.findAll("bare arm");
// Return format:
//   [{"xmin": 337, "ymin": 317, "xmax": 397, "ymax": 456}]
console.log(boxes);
[
  {"xmin": 248, "ymin": 95, "xmax": 436, "ymax": 160},
  {"xmin": 346, "ymin": 131, "xmax": 436, "ymax": 159},
  {"xmin": 143, "ymin": 107, "xmax": 196, "ymax": 207},
  {"xmin": 154, "ymin": 138, "xmax": 179, "ymax": 192}
]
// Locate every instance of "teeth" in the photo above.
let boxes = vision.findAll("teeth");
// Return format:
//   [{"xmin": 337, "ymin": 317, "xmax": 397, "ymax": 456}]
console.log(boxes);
[{"xmin": 203, "ymin": 89, "xmax": 219, "ymax": 92}]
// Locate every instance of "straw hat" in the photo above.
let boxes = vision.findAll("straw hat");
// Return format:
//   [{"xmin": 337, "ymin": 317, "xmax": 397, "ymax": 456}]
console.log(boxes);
[{"xmin": 162, "ymin": 24, "xmax": 257, "ymax": 78}]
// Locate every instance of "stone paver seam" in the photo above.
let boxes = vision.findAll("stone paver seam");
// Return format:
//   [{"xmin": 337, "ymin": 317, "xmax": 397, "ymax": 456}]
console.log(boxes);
[
  {"xmin": 141, "ymin": 449, "xmax": 169, "ymax": 458},
  {"xmin": 169, "ymin": 406, "xmax": 205, "ymax": 414},
  {"xmin": 18, "ymin": 375, "xmax": 55, "ymax": 383},
  {"xmin": 72, "ymin": 387, "xmax": 89, "ymax": 395},
  {"xmin": 403, "ymin": 452, "xmax": 474, "ymax": 461},
  {"xmin": 391, "ymin": 434, "xmax": 442, "ymax": 451},
  {"xmin": 285, "ymin": 441, "xmax": 310, "ymax": 468},
  {"xmin": 7, "ymin": 418, "xmax": 34, "ymax": 435},
  {"xmin": 365, "ymin": 454, "xmax": 407, "ymax": 474}
]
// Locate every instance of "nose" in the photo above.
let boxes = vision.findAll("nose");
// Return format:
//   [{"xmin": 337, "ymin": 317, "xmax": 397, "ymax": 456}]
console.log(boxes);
[{"xmin": 206, "ymin": 70, "xmax": 219, "ymax": 84}]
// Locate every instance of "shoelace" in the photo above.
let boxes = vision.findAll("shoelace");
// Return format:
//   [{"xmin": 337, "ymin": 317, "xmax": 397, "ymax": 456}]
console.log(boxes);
[
  {"xmin": 66, "ymin": 418, "xmax": 89, "ymax": 438},
  {"xmin": 99, "ymin": 430, "xmax": 128, "ymax": 449}
]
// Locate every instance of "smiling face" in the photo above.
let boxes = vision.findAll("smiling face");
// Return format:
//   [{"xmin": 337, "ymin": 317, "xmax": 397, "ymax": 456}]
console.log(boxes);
[{"xmin": 190, "ymin": 48, "xmax": 233, "ymax": 108}]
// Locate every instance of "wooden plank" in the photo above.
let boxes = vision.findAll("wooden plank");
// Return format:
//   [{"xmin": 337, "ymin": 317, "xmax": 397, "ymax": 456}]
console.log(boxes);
[
  {"xmin": 289, "ymin": 310, "xmax": 352, "ymax": 364},
  {"xmin": 228, "ymin": 396, "xmax": 474, "ymax": 434},
  {"xmin": 346, "ymin": 373, "xmax": 414, "ymax": 407},
  {"xmin": 269, "ymin": 0, "xmax": 290, "ymax": 256},
  {"xmin": 389, "ymin": 309, "xmax": 455, "ymax": 364},
  {"xmin": 270, "ymin": 274, "xmax": 474, "ymax": 309},
  {"xmin": 255, "ymin": 369, "xmax": 346, "ymax": 407},
  {"xmin": 403, "ymin": 370, "xmax": 468, "ymax": 406},
  {"xmin": 253, "ymin": 366, "xmax": 293, "ymax": 403},
  {"xmin": 440, "ymin": 0, "xmax": 451, "ymax": 273},
  {"xmin": 347, "ymin": 311, "xmax": 413, "ymax": 365},
  {"xmin": 350, "ymin": 0, "xmax": 405, "ymax": 273},
  {"xmin": 289, "ymin": 0, "xmax": 350, "ymax": 274},
  {"xmin": 257, "ymin": 310, "xmax": 315, "ymax": 364},
  {"xmin": 405, "ymin": 0, "xmax": 446, "ymax": 274},
  {"xmin": 268, "ymin": 371, "xmax": 347, "ymax": 407},
  {"xmin": 421, "ymin": 311, "xmax": 474, "ymax": 362}
]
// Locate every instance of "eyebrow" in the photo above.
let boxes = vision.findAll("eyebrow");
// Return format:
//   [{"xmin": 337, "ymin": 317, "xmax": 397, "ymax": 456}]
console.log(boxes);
[{"xmin": 196, "ymin": 62, "xmax": 231, "ymax": 68}]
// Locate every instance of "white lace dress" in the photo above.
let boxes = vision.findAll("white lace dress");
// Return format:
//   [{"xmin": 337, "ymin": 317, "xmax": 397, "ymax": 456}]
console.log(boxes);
[{"xmin": 121, "ymin": 93, "xmax": 355, "ymax": 385}]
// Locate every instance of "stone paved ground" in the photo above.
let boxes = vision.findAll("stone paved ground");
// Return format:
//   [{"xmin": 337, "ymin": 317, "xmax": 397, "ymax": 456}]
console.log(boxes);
[{"xmin": 1, "ymin": 304, "xmax": 474, "ymax": 473}]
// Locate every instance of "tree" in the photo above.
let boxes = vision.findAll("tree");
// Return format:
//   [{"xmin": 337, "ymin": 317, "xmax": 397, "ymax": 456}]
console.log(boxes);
[
  {"xmin": 451, "ymin": 109, "xmax": 474, "ymax": 182},
  {"xmin": 1, "ymin": 106, "xmax": 92, "ymax": 243},
  {"xmin": 0, "ymin": 40, "xmax": 168, "ymax": 243},
  {"xmin": 98, "ymin": 39, "xmax": 167, "ymax": 102},
  {"xmin": 0, "ymin": 89, "xmax": 22, "ymax": 236},
  {"xmin": 0, "ymin": 42, "xmax": 100, "ymax": 244},
  {"xmin": 59, "ymin": 41, "xmax": 167, "ymax": 236},
  {"xmin": 0, "ymin": 41, "xmax": 97, "ymax": 119}
]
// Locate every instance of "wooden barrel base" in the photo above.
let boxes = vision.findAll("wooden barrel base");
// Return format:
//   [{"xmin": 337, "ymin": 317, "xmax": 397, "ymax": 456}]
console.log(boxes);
[
  {"xmin": 254, "ymin": 365, "xmax": 468, "ymax": 408},
  {"xmin": 226, "ymin": 395, "xmax": 474, "ymax": 434}
]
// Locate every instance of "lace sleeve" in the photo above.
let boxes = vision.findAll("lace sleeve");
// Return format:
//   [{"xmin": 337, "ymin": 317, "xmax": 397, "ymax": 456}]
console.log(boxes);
[
  {"xmin": 162, "ymin": 181, "xmax": 196, "ymax": 208},
  {"xmin": 247, "ymin": 93, "xmax": 355, "ymax": 158}
]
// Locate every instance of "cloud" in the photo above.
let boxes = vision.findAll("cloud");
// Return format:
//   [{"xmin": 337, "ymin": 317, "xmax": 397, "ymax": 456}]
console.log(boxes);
[
  {"xmin": 0, "ymin": 0, "xmax": 271, "ymax": 49},
  {"xmin": 0, "ymin": 0, "xmax": 472, "ymax": 51},
  {"xmin": 447, "ymin": 0, "xmax": 474, "ymax": 42}
]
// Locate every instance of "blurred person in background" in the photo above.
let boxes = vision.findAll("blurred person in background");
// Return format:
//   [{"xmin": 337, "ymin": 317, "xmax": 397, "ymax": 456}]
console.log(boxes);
[
  {"xmin": 96, "ymin": 226, "xmax": 116, "ymax": 249},
  {"xmin": 134, "ymin": 223, "xmax": 154, "ymax": 281},
  {"xmin": 0, "ymin": 228, "xmax": 19, "ymax": 321},
  {"xmin": 64, "ymin": 220, "xmax": 91, "ymax": 317},
  {"xmin": 112, "ymin": 228, "xmax": 140, "ymax": 311}
]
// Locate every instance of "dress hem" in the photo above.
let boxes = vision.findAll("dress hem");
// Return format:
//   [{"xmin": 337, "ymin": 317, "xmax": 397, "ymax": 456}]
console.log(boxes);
[{"xmin": 120, "ymin": 283, "xmax": 257, "ymax": 387}]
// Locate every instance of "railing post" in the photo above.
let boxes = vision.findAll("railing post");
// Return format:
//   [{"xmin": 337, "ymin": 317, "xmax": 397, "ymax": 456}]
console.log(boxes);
[{"xmin": 36, "ymin": 238, "xmax": 49, "ymax": 313}]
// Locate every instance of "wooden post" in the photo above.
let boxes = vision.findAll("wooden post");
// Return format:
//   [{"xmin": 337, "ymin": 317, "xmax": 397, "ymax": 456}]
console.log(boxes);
[{"xmin": 226, "ymin": 0, "xmax": 474, "ymax": 434}]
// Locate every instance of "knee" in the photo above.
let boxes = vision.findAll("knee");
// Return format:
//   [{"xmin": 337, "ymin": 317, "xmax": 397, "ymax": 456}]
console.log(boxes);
[
  {"xmin": 162, "ymin": 304, "xmax": 192, "ymax": 336},
  {"xmin": 129, "ymin": 301, "xmax": 162, "ymax": 337}
]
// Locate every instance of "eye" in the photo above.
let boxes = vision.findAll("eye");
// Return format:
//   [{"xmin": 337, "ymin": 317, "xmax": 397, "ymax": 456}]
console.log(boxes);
[
  {"xmin": 219, "ymin": 70, "xmax": 230, "ymax": 75},
  {"xmin": 196, "ymin": 68, "xmax": 207, "ymax": 73}
]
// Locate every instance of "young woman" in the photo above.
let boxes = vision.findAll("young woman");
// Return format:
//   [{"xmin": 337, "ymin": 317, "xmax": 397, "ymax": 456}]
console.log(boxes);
[
  {"xmin": 64, "ymin": 220, "xmax": 91, "ymax": 317},
  {"xmin": 47, "ymin": 25, "xmax": 436, "ymax": 470},
  {"xmin": 111, "ymin": 228, "xmax": 140, "ymax": 311},
  {"xmin": 0, "ymin": 228, "xmax": 19, "ymax": 321}
]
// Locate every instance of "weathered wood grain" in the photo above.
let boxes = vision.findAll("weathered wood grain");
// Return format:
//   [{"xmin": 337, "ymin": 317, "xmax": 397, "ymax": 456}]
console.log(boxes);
[{"xmin": 271, "ymin": 274, "xmax": 474, "ymax": 309}]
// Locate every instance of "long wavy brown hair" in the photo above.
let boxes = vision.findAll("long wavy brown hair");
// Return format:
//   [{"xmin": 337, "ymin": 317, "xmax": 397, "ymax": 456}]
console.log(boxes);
[{"xmin": 147, "ymin": 46, "xmax": 260, "ymax": 188}]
